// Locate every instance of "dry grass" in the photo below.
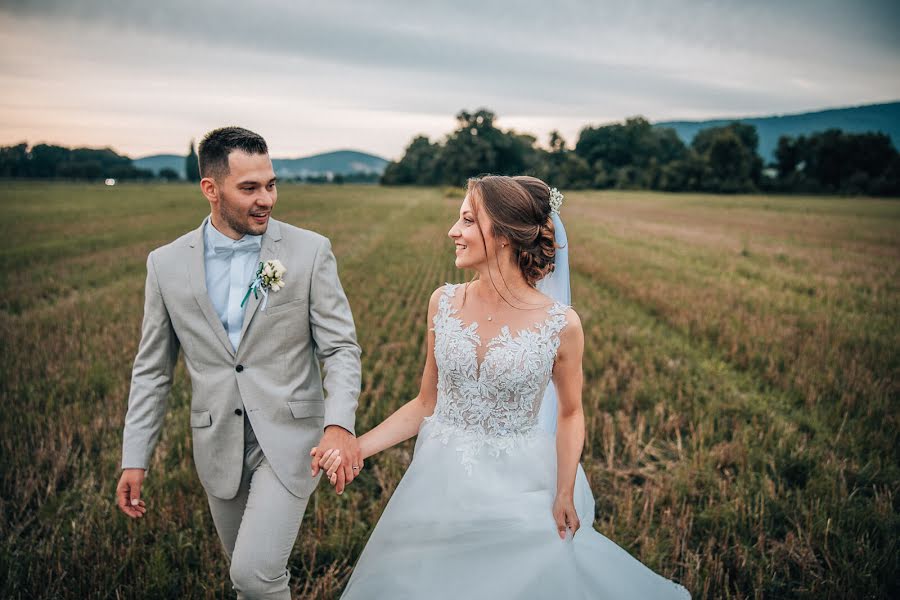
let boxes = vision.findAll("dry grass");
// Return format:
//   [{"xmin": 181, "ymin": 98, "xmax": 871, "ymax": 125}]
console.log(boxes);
[{"xmin": 1, "ymin": 184, "xmax": 897, "ymax": 599}]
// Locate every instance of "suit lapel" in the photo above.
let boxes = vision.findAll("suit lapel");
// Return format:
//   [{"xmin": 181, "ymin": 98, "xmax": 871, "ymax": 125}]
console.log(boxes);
[
  {"xmin": 188, "ymin": 220, "xmax": 236, "ymax": 358},
  {"xmin": 237, "ymin": 218, "xmax": 282, "ymax": 352}
]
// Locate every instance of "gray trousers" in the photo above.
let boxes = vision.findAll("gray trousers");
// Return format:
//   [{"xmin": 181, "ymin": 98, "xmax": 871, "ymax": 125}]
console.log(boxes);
[{"xmin": 207, "ymin": 415, "xmax": 314, "ymax": 600}]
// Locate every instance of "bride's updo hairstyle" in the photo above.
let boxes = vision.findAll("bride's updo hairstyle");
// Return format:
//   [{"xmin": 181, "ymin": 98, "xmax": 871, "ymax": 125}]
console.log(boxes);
[{"xmin": 467, "ymin": 175, "xmax": 557, "ymax": 287}]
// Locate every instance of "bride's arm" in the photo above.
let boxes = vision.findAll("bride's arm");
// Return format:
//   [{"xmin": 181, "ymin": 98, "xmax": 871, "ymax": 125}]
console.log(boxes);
[
  {"xmin": 356, "ymin": 288, "xmax": 441, "ymax": 460},
  {"xmin": 551, "ymin": 309, "xmax": 586, "ymax": 538}
]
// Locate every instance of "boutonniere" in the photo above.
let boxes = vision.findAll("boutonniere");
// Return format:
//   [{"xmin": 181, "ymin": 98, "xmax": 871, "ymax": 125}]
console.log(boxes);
[{"xmin": 241, "ymin": 259, "xmax": 286, "ymax": 311}]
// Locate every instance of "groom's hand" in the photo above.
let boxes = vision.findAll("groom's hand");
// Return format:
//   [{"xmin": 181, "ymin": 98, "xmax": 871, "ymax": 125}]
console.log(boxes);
[
  {"xmin": 116, "ymin": 468, "xmax": 147, "ymax": 519},
  {"xmin": 310, "ymin": 425, "xmax": 362, "ymax": 495}
]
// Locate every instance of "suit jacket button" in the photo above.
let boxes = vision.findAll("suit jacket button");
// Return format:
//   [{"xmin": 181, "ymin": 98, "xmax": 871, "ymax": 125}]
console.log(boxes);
[
  {"xmin": 235, "ymin": 408, "xmax": 243, "ymax": 416},
  {"xmin": 235, "ymin": 364, "xmax": 244, "ymax": 372}
]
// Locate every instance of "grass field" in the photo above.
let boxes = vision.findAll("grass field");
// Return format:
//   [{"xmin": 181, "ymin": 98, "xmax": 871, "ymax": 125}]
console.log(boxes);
[{"xmin": 1, "ymin": 183, "xmax": 898, "ymax": 599}]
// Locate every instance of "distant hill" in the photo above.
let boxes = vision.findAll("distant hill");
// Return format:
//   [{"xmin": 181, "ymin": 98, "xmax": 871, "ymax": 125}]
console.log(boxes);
[
  {"xmin": 655, "ymin": 101, "xmax": 900, "ymax": 162},
  {"xmin": 272, "ymin": 150, "xmax": 388, "ymax": 179},
  {"xmin": 134, "ymin": 149, "xmax": 388, "ymax": 179},
  {"xmin": 132, "ymin": 154, "xmax": 184, "ymax": 176}
]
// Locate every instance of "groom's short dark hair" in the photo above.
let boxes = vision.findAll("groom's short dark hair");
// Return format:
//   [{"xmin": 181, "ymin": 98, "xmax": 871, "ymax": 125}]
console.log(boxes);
[{"xmin": 198, "ymin": 126, "xmax": 269, "ymax": 181}]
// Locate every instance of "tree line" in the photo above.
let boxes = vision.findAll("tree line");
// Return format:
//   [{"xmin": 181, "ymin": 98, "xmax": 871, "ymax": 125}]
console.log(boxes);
[
  {"xmin": 0, "ymin": 143, "xmax": 157, "ymax": 181},
  {"xmin": 382, "ymin": 109, "xmax": 900, "ymax": 196},
  {"xmin": 0, "ymin": 141, "xmax": 200, "ymax": 182},
  {"xmin": 0, "ymin": 140, "xmax": 377, "ymax": 185}
]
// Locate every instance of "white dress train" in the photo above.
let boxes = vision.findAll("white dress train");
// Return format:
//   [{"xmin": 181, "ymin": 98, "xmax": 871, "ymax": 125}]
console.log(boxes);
[{"xmin": 341, "ymin": 284, "xmax": 690, "ymax": 599}]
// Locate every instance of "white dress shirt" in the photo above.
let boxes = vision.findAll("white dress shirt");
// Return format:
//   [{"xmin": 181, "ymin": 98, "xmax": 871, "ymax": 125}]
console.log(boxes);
[{"xmin": 202, "ymin": 214, "xmax": 263, "ymax": 352}]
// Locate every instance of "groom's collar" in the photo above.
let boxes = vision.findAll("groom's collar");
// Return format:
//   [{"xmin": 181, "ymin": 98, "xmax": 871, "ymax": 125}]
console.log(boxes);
[{"xmin": 188, "ymin": 214, "xmax": 282, "ymax": 248}]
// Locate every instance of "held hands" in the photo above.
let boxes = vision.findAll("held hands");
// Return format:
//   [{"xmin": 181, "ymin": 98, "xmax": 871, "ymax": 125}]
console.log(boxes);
[
  {"xmin": 309, "ymin": 425, "xmax": 363, "ymax": 495},
  {"xmin": 552, "ymin": 493, "xmax": 580, "ymax": 540},
  {"xmin": 116, "ymin": 468, "xmax": 147, "ymax": 519},
  {"xmin": 312, "ymin": 448, "xmax": 346, "ymax": 489}
]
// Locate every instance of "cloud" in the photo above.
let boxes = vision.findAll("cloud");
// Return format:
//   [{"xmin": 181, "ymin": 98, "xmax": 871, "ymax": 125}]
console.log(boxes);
[{"xmin": 1, "ymin": 0, "xmax": 898, "ymax": 157}]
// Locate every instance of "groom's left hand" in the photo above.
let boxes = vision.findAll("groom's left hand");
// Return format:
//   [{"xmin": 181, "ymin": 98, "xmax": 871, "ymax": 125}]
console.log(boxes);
[{"xmin": 310, "ymin": 425, "xmax": 362, "ymax": 495}]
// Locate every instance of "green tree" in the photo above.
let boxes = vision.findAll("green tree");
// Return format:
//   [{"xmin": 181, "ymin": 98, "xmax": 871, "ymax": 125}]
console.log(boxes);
[
  {"xmin": 535, "ymin": 131, "xmax": 592, "ymax": 189},
  {"xmin": 0, "ymin": 143, "xmax": 28, "ymax": 177},
  {"xmin": 381, "ymin": 135, "xmax": 441, "ymax": 185},
  {"xmin": 657, "ymin": 151, "xmax": 711, "ymax": 192},
  {"xmin": 186, "ymin": 140, "xmax": 200, "ymax": 182},
  {"xmin": 29, "ymin": 144, "xmax": 70, "ymax": 178},
  {"xmin": 158, "ymin": 167, "xmax": 181, "ymax": 182},
  {"xmin": 575, "ymin": 117, "xmax": 686, "ymax": 170},
  {"xmin": 574, "ymin": 117, "xmax": 687, "ymax": 189},
  {"xmin": 774, "ymin": 135, "xmax": 803, "ymax": 179},
  {"xmin": 773, "ymin": 129, "xmax": 898, "ymax": 195},
  {"xmin": 438, "ymin": 109, "xmax": 538, "ymax": 185},
  {"xmin": 691, "ymin": 122, "xmax": 762, "ymax": 192}
]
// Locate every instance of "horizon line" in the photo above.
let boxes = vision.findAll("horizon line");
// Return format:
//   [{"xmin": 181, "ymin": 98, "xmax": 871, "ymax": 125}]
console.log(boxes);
[{"xmin": 4, "ymin": 99, "xmax": 897, "ymax": 161}]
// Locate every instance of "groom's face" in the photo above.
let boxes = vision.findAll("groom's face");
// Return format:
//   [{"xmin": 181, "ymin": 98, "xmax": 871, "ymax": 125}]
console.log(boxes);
[{"xmin": 212, "ymin": 150, "xmax": 277, "ymax": 238}]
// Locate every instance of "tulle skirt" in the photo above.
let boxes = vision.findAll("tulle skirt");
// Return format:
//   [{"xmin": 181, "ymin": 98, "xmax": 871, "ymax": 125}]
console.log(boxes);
[{"xmin": 341, "ymin": 417, "xmax": 690, "ymax": 599}]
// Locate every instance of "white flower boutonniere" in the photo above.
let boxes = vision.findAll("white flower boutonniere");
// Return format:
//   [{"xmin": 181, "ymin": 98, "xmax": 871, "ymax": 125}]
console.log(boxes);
[{"xmin": 241, "ymin": 259, "xmax": 286, "ymax": 311}]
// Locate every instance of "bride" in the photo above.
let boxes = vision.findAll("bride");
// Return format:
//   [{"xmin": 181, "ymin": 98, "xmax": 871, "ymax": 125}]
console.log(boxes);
[{"xmin": 313, "ymin": 175, "xmax": 690, "ymax": 599}]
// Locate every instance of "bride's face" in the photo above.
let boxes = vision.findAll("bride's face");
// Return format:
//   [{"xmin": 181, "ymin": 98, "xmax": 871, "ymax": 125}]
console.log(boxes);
[{"xmin": 448, "ymin": 192, "xmax": 493, "ymax": 270}]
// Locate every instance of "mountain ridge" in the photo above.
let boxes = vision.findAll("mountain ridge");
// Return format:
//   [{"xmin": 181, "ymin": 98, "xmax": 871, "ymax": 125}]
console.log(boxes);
[
  {"xmin": 654, "ymin": 101, "xmax": 899, "ymax": 161},
  {"xmin": 135, "ymin": 148, "xmax": 388, "ymax": 179}
]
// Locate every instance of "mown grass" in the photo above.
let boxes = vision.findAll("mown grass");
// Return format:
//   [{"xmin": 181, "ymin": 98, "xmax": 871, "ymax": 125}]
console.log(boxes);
[{"xmin": 0, "ymin": 183, "xmax": 897, "ymax": 599}]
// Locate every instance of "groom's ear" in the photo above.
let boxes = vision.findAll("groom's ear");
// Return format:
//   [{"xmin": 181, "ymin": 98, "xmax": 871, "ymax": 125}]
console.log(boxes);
[{"xmin": 200, "ymin": 177, "xmax": 219, "ymax": 205}]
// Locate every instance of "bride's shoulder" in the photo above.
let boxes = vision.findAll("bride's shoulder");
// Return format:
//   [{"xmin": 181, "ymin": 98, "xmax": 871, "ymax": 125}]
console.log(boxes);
[
  {"xmin": 428, "ymin": 286, "xmax": 445, "ymax": 311},
  {"xmin": 560, "ymin": 306, "xmax": 581, "ymax": 330},
  {"xmin": 556, "ymin": 306, "xmax": 583, "ymax": 351},
  {"xmin": 538, "ymin": 291, "xmax": 580, "ymax": 336},
  {"xmin": 427, "ymin": 283, "xmax": 454, "ymax": 316},
  {"xmin": 430, "ymin": 282, "xmax": 464, "ymax": 304},
  {"xmin": 429, "ymin": 282, "xmax": 449, "ymax": 300}
]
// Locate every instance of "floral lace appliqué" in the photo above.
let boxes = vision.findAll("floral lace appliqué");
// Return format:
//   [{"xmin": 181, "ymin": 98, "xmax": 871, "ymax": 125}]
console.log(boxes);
[{"xmin": 422, "ymin": 283, "xmax": 570, "ymax": 474}]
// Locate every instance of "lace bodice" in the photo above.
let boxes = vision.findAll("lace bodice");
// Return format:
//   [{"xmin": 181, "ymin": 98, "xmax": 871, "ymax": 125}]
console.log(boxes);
[{"xmin": 423, "ymin": 283, "xmax": 570, "ymax": 471}]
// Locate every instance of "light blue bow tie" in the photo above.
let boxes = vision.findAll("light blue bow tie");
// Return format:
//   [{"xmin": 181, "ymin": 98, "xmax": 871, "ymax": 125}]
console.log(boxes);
[{"xmin": 212, "ymin": 236, "xmax": 262, "ymax": 256}]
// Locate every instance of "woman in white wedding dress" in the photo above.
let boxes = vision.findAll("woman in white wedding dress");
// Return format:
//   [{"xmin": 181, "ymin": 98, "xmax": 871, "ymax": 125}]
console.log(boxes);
[{"xmin": 316, "ymin": 175, "xmax": 690, "ymax": 599}]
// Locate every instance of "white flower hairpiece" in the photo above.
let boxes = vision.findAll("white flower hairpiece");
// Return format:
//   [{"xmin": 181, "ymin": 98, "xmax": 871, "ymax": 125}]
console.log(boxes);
[{"xmin": 549, "ymin": 188, "xmax": 564, "ymax": 215}]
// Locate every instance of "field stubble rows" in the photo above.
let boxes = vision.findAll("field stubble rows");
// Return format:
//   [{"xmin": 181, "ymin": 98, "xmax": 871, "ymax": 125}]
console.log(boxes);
[{"xmin": 0, "ymin": 184, "xmax": 897, "ymax": 599}]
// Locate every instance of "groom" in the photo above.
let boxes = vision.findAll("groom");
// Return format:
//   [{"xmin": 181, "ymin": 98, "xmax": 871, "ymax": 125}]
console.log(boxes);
[{"xmin": 116, "ymin": 126, "xmax": 363, "ymax": 599}]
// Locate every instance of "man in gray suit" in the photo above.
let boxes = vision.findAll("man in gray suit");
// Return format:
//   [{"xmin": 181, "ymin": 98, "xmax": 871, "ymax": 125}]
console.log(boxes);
[{"xmin": 115, "ymin": 126, "xmax": 363, "ymax": 599}]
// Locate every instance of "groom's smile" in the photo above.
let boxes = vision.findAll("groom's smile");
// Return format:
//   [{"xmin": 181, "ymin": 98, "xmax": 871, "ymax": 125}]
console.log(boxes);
[{"xmin": 249, "ymin": 210, "xmax": 270, "ymax": 227}]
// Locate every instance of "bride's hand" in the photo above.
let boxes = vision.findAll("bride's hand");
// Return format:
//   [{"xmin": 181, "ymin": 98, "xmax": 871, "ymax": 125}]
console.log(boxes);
[
  {"xmin": 310, "ymin": 447, "xmax": 343, "ymax": 487},
  {"xmin": 552, "ymin": 494, "xmax": 580, "ymax": 539}
]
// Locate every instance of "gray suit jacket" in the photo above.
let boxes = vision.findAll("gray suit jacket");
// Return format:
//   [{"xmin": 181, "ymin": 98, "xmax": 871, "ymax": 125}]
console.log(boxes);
[{"xmin": 121, "ymin": 216, "xmax": 362, "ymax": 499}]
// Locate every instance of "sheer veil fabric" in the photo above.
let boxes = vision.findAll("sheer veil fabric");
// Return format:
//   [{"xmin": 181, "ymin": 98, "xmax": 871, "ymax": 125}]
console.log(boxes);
[{"xmin": 536, "ymin": 211, "xmax": 571, "ymax": 435}]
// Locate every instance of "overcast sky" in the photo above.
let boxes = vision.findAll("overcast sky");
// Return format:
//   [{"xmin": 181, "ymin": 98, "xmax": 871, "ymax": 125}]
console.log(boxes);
[{"xmin": 1, "ymin": 0, "xmax": 898, "ymax": 159}]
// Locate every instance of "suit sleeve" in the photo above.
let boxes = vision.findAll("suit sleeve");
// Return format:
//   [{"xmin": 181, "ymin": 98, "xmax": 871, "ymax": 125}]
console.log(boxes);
[
  {"xmin": 309, "ymin": 237, "xmax": 362, "ymax": 435},
  {"xmin": 121, "ymin": 252, "xmax": 180, "ymax": 471}
]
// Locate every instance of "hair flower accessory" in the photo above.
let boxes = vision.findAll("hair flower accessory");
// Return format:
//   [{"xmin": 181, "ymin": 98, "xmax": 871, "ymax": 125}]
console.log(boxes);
[
  {"xmin": 241, "ymin": 259, "xmax": 286, "ymax": 311},
  {"xmin": 549, "ymin": 188, "xmax": 564, "ymax": 214}
]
